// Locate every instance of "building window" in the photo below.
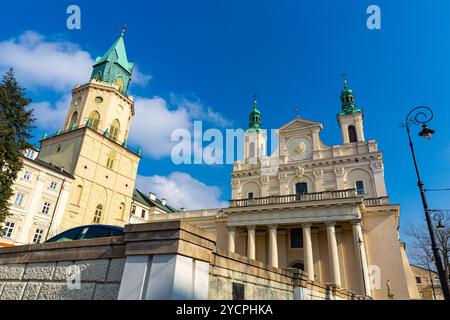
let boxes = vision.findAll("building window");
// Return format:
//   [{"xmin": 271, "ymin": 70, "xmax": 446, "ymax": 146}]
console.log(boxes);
[
  {"xmin": 49, "ymin": 181, "xmax": 58, "ymax": 190},
  {"xmin": 88, "ymin": 111, "xmax": 101, "ymax": 131},
  {"xmin": 22, "ymin": 171, "xmax": 32, "ymax": 182},
  {"xmin": 131, "ymin": 205, "xmax": 136, "ymax": 215},
  {"xmin": 14, "ymin": 193, "xmax": 25, "ymax": 208},
  {"xmin": 95, "ymin": 72, "xmax": 101, "ymax": 81},
  {"xmin": 106, "ymin": 151, "xmax": 116, "ymax": 169},
  {"xmin": 356, "ymin": 181, "xmax": 365, "ymax": 195},
  {"xmin": 69, "ymin": 111, "xmax": 78, "ymax": 130},
  {"xmin": 57, "ymin": 144, "xmax": 62, "ymax": 153},
  {"xmin": 290, "ymin": 228, "xmax": 303, "ymax": 249},
  {"xmin": 291, "ymin": 262, "xmax": 305, "ymax": 271},
  {"xmin": 119, "ymin": 202, "xmax": 126, "ymax": 220},
  {"xmin": 24, "ymin": 149, "xmax": 35, "ymax": 159},
  {"xmin": 2, "ymin": 222, "xmax": 15, "ymax": 239},
  {"xmin": 248, "ymin": 192, "xmax": 254, "ymax": 200},
  {"xmin": 93, "ymin": 205, "xmax": 103, "ymax": 224},
  {"xmin": 348, "ymin": 125, "xmax": 358, "ymax": 143},
  {"xmin": 141, "ymin": 210, "xmax": 146, "ymax": 219},
  {"xmin": 117, "ymin": 77, "xmax": 124, "ymax": 92},
  {"xmin": 232, "ymin": 283, "xmax": 245, "ymax": 300},
  {"xmin": 74, "ymin": 185, "xmax": 83, "ymax": 206},
  {"xmin": 416, "ymin": 277, "xmax": 422, "ymax": 284},
  {"xmin": 249, "ymin": 142, "xmax": 255, "ymax": 158},
  {"xmin": 110, "ymin": 119, "xmax": 121, "ymax": 141},
  {"xmin": 295, "ymin": 183, "xmax": 308, "ymax": 195},
  {"xmin": 32, "ymin": 229, "xmax": 44, "ymax": 244},
  {"xmin": 41, "ymin": 202, "xmax": 52, "ymax": 215}
]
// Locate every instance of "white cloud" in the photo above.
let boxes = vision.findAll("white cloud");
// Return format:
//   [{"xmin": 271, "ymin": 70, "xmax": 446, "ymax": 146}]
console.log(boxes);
[
  {"xmin": 136, "ymin": 172, "xmax": 228, "ymax": 210},
  {"xmin": 0, "ymin": 31, "xmax": 92, "ymax": 91},
  {"xmin": 132, "ymin": 65, "xmax": 152, "ymax": 87},
  {"xmin": 29, "ymin": 94, "xmax": 72, "ymax": 131},
  {"xmin": 0, "ymin": 31, "xmax": 151, "ymax": 91},
  {"xmin": 170, "ymin": 93, "xmax": 232, "ymax": 127},
  {"xmin": 129, "ymin": 96, "xmax": 192, "ymax": 158},
  {"xmin": 129, "ymin": 95, "xmax": 232, "ymax": 159}
]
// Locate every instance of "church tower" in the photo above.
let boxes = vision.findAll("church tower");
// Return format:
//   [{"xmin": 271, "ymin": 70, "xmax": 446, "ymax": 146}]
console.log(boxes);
[
  {"xmin": 37, "ymin": 29, "xmax": 141, "ymax": 235},
  {"xmin": 337, "ymin": 80, "xmax": 365, "ymax": 144},
  {"xmin": 244, "ymin": 97, "xmax": 267, "ymax": 164}
]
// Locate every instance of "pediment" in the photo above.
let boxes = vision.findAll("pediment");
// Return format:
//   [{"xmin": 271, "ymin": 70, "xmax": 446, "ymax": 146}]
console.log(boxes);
[{"xmin": 278, "ymin": 117, "xmax": 323, "ymax": 132}]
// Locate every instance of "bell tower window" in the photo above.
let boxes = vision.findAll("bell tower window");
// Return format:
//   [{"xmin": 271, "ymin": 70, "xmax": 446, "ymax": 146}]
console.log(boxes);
[
  {"xmin": 117, "ymin": 77, "xmax": 124, "ymax": 92},
  {"xmin": 348, "ymin": 125, "xmax": 358, "ymax": 143},
  {"xmin": 88, "ymin": 111, "xmax": 101, "ymax": 131},
  {"xmin": 110, "ymin": 120, "xmax": 121, "ymax": 141},
  {"xmin": 69, "ymin": 111, "xmax": 78, "ymax": 130}
]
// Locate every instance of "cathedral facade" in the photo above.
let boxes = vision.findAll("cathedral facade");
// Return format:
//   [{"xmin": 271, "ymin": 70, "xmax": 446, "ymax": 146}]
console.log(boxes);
[{"xmin": 151, "ymin": 82, "xmax": 420, "ymax": 300}]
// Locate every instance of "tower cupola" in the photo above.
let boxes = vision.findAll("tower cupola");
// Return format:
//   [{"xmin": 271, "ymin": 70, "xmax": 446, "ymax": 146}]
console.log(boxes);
[
  {"xmin": 249, "ymin": 96, "xmax": 263, "ymax": 131},
  {"xmin": 339, "ymin": 80, "xmax": 363, "ymax": 116},
  {"xmin": 91, "ymin": 26, "xmax": 134, "ymax": 95}
]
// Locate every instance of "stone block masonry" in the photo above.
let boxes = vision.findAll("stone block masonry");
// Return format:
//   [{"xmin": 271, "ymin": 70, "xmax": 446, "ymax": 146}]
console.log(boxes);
[{"xmin": 0, "ymin": 221, "xmax": 369, "ymax": 300}]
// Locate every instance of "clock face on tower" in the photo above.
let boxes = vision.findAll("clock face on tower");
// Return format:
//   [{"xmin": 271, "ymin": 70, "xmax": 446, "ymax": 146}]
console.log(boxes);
[{"xmin": 287, "ymin": 137, "xmax": 312, "ymax": 161}]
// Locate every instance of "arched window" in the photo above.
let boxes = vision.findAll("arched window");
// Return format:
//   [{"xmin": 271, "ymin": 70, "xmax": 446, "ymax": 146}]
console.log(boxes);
[
  {"xmin": 88, "ymin": 111, "xmax": 100, "ymax": 131},
  {"xmin": 119, "ymin": 202, "xmax": 126, "ymax": 220},
  {"xmin": 110, "ymin": 120, "xmax": 120, "ymax": 141},
  {"xmin": 356, "ymin": 181, "xmax": 365, "ymax": 195},
  {"xmin": 249, "ymin": 142, "xmax": 255, "ymax": 158},
  {"xmin": 69, "ymin": 111, "xmax": 78, "ymax": 130},
  {"xmin": 291, "ymin": 262, "xmax": 305, "ymax": 271},
  {"xmin": 295, "ymin": 183, "xmax": 308, "ymax": 195},
  {"xmin": 93, "ymin": 205, "xmax": 103, "ymax": 224},
  {"xmin": 73, "ymin": 185, "xmax": 83, "ymax": 206},
  {"xmin": 95, "ymin": 72, "xmax": 101, "ymax": 81},
  {"xmin": 117, "ymin": 77, "xmax": 124, "ymax": 92},
  {"xmin": 348, "ymin": 125, "xmax": 358, "ymax": 143},
  {"xmin": 106, "ymin": 151, "xmax": 116, "ymax": 169}
]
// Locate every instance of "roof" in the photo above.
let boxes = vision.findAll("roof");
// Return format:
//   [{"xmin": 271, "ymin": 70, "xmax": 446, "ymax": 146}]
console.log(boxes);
[
  {"xmin": 133, "ymin": 189, "xmax": 178, "ymax": 213},
  {"xmin": 23, "ymin": 157, "xmax": 75, "ymax": 179},
  {"xmin": 410, "ymin": 264, "xmax": 438, "ymax": 274},
  {"xmin": 94, "ymin": 34, "xmax": 133, "ymax": 74}
]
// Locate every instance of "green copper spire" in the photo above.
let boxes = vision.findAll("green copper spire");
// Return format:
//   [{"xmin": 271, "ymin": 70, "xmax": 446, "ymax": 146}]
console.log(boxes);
[
  {"xmin": 248, "ymin": 96, "xmax": 263, "ymax": 131},
  {"xmin": 339, "ymin": 79, "xmax": 363, "ymax": 116},
  {"xmin": 91, "ymin": 26, "xmax": 134, "ymax": 95}
]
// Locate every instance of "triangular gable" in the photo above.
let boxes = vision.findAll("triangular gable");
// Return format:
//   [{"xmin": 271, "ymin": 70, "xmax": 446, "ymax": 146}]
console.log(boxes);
[{"xmin": 278, "ymin": 117, "xmax": 323, "ymax": 132}]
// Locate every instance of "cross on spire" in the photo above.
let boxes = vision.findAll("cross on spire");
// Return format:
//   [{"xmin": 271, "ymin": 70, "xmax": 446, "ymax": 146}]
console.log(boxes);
[
  {"xmin": 121, "ymin": 24, "xmax": 126, "ymax": 37},
  {"xmin": 294, "ymin": 107, "xmax": 300, "ymax": 118},
  {"xmin": 253, "ymin": 94, "xmax": 258, "ymax": 109}
]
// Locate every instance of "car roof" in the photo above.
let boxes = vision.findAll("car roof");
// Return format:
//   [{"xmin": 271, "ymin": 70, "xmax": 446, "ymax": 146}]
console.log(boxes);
[{"xmin": 69, "ymin": 225, "xmax": 124, "ymax": 232}]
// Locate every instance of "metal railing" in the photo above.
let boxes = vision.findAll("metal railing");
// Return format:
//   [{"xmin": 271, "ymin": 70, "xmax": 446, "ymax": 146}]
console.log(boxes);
[{"xmin": 229, "ymin": 189, "xmax": 360, "ymax": 208}]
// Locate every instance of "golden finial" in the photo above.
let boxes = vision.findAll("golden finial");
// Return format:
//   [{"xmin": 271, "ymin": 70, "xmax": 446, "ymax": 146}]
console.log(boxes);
[
  {"xmin": 341, "ymin": 72, "xmax": 348, "ymax": 88},
  {"xmin": 121, "ymin": 24, "xmax": 126, "ymax": 37}
]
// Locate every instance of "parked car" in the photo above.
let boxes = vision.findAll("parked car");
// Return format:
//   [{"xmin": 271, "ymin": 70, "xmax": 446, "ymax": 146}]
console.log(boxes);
[{"xmin": 45, "ymin": 225, "xmax": 124, "ymax": 243}]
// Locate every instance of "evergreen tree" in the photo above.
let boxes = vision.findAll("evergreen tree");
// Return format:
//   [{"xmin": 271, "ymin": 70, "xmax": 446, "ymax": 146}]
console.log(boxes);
[{"xmin": 0, "ymin": 69, "xmax": 35, "ymax": 231}]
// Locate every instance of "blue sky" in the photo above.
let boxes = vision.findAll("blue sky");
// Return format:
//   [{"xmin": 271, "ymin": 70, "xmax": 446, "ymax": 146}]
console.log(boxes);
[{"xmin": 1, "ymin": 0, "xmax": 449, "ymax": 243}]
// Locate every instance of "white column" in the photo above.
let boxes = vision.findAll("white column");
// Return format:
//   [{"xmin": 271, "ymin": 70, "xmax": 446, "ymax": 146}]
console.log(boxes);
[
  {"xmin": 247, "ymin": 225, "xmax": 256, "ymax": 260},
  {"xmin": 268, "ymin": 225, "xmax": 279, "ymax": 268},
  {"xmin": 352, "ymin": 220, "xmax": 372, "ymax": 296},
  {"xmin": 18, "ymin": 173, "xmax": 46, "ymax": 244},
  {"xmin": 227, "ymin": 227, "xmax": 236, "ymax": 253},
  {"xmin": 326, "ymin": 221, "xmax": 342, "ymax": 287},
  {"xmin": 302, "ymin": 223, "xmax": 314, "ymax": 281}
]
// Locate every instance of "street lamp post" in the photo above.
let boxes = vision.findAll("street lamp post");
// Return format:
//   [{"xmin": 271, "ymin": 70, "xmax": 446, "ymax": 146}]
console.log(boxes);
[{"xmin": 401, "ymin": 106, "xmax": 450, "ymax": 300}]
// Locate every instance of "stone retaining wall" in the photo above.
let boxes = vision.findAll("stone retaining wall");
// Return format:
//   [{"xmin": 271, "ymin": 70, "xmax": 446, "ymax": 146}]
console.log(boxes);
[{"xmin": 0, "ymin": 221, "xmax": 368, "ymax": 300}]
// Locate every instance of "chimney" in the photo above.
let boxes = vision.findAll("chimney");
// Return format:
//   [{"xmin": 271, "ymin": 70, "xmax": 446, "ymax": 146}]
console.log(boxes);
[
  {"xmin": 161, "ymin": 198, "xmax": 167, "ymax": 206},
  {"xmin": 149, "ymin": 193, "xmax": 157, "ymax": 201}
]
